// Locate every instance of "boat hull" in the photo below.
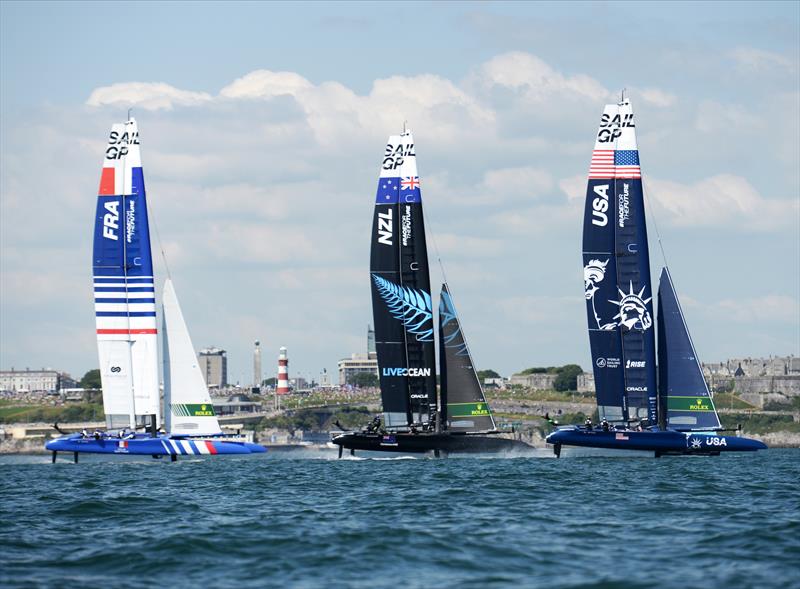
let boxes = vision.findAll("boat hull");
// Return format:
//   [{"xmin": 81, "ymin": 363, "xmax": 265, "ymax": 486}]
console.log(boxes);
[
  {"xmin": 546, "ymin": 427, "xmax": 767, "ymax": 456},
  {"xmin": 45, "ymin": 433, "xmax": 266, "ymax": 456},
  {"xmin": 331, "ymin": 431, "xmax": 532, "ymax": 455}
]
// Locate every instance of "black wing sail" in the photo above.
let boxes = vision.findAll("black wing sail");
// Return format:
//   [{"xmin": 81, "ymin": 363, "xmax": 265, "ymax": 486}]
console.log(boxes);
[
  {"xmin": 371, "ymin": 133, "xmax": 409, "ymax": 428},
  {"xmin": 438, "ymin": 284, "xmax": 495, "ymax": 433},
  {"xmin": 370, "ymin": 129, "xmax": 437, "ymax": 429}
]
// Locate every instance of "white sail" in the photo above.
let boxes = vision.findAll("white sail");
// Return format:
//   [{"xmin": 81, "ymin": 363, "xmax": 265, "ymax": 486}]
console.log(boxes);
[{"xmin": 162, "ymin": 279, "xmax": 222, "ymax": 435}]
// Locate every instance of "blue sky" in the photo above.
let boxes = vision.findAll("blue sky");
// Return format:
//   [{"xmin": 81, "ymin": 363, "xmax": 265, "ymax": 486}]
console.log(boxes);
[{"xmin": 1, "ymin": 1, "xmax": 798, "ymax": 384}]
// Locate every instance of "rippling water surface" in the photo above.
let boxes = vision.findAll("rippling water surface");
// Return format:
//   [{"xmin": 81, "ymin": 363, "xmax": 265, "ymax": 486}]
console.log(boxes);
[{"xmin": 1, "ymin": 449, "xmax": 798, "ymax": 588}]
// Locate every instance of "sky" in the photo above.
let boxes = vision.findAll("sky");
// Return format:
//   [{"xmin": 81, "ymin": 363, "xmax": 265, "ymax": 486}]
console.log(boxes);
[{"xmin": 1, "ymin": 1, "xmax": 798, "ymax": 384}]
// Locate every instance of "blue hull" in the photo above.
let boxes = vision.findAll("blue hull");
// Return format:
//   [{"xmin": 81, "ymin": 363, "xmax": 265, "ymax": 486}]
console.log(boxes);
[
  {"xmin": 546, "ymin": 427, "xmax": 767, "ymax": 456},
  {"xmin": 46, "ymin": 433, "xmax": 266, "ymax": 456}
]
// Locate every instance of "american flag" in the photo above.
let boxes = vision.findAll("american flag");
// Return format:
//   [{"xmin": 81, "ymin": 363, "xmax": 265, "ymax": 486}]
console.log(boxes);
[
  {"xmin": 614, "ymin": 150, "xmax": 641, "ymax": 179},
  {"xmin": 589, "ymin": 150, "xmax": 614, "ymax": 179},
  {"xmin": 615, "ymin": 432, "xmax": 629, "ymax": 441}
]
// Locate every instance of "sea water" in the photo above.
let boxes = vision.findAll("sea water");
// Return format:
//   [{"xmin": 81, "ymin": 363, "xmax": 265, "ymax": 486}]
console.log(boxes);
[{"xmin": 1, "ymin": 449, "xmax": 798, "ymax": 588}]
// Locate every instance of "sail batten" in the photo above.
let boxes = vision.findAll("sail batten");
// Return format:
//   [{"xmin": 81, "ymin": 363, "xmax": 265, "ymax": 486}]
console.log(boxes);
[{"xmin": 93, "ymin": 119, "xmax": 159, "ymax": 429}]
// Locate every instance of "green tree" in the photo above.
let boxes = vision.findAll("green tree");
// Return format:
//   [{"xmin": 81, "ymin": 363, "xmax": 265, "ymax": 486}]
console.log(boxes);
[
  {"xmin": 553, "ymin": 364, "xmax": 583, "ymax": 391},
  {"xmin": 262, "ymin": 377, "xmax": 277, "ymax": 387},
  {"xmin": 477, "ymin": 369, "xmax": 500, "ymax": 379},
  {"xmin": 80, "ymin": 369, "xmax": 101, "ymax": 390},
  {"xmin": 520, "ymin": 367, "xmax": 557, "ymax": 375},
  {"xmin": 350, "ymin": 372, "xmax": 378, "ymax": 388}
]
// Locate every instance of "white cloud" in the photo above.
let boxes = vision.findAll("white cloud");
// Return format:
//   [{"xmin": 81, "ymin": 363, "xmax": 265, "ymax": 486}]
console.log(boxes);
[
  {"xmin": 468, "ymin": 52, "xmax": 611, "ymax": 103},
  {"xmin": 86, "ymin": 82, "xmax": 212, "ymax": 110},
  {"xmin": 637, "ymin": 88, "xmax": 677, "ymax": 108},
  {"xmin": 646, "ymin": 174, "xmax": 798, "ymax": 230},
  {"xmin": 729, "ymin": 47, "xmax": 796, "ymax": 73},
  {"xmin": 219, "ymin": 70, "xmax": 314, "ymax": 99},
  {"xmin": 715, "ymin": 295, "xmax": 799, "ymax": 324},
  {"xmin": 481, "ymin": 166, "xmax": 553, "ymax": 201}
]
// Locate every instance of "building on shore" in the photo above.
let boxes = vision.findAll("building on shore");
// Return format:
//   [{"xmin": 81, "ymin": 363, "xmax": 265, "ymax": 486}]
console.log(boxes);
[
  {"xmin": 198, "ymin": 347, "xmax": 227, "ymax": 389},
  {"xmin": 338, "ymin": 353, "xmax": 378, "ymax": 386},
  {"xmin": 577, "ymin": 372, "xmax": 595, "ymax": 393},
  {"xmin": 0, "ymin": 368, "xmax": 77, "ymax": 394},
  {"xmin": 509, "ymin": 372, "xmax": 557, "ymax": 390},
  {"xmin": 211, "ymin": 394, "xmax": 262, "ymax": 416},
  {"xmin": 338, "ymin": 325, "xmax": 379, "ymax": 386}
]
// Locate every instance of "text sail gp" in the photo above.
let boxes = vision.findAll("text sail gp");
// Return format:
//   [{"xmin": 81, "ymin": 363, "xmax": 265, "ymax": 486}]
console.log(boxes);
[{"xmin": 369, "ymin": 129, "xmax": 437, "ymax": 429}]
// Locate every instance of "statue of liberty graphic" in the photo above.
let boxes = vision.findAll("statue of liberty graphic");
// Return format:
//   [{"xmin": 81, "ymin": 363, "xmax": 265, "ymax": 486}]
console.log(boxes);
[
  {"xmin": 584, "ymin": 259, "xmax": 616, "ymax": 330},
  {"xmin": 611, "ymin": 282, "xmax": 653, "ymax": 331}
]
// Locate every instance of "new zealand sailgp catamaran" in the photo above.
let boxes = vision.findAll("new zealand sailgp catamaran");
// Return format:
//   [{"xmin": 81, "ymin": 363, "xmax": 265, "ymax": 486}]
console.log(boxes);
[
  {"xmin": 46, "ymin": 117, "xmax": 264, "ymax": 461},
  {"xmin": 332, "ymin": 128, "xmax": 530, "ymax": 456},
  {"xmin": 546, "ymin": 98, "xmax": 766, "ymax": 457}
]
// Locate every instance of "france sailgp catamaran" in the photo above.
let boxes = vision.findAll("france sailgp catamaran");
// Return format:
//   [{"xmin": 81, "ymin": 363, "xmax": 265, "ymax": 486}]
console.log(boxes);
[
  {"xmin": 46, "ymin": 117, "xmax": 264, "ymax": 461},
  {"xmin": 332, "ymin": 128, "xmax": 530, "ymax": 456},
  {"xmin": 546, "ymin": 98, "xmax": 766, "ymax": 457}
]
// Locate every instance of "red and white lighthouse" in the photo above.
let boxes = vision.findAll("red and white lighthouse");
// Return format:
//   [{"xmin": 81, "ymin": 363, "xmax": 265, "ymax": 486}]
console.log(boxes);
[{"xmin": 277, "ymin": 346, "xmax": 290, "ymax": 394}]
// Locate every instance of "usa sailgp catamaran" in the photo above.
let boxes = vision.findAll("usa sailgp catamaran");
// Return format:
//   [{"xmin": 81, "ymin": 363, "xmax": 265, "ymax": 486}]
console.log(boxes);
[
  {"xmin": 546, "ymin": 98, "xmax": 766, "ymax": 457},
  {"xmin": 46, "ymin": 117, "xmax": 264, "ymax": 461},
  {"xmin": 332, "ymin": 128, "xmax": 530, "ymax": 456}
]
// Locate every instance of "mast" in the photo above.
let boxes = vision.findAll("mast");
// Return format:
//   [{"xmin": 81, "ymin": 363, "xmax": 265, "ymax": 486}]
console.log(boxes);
[{"xmin": 93, "ymin": 118, "xmax": 160, "ymax": 430}]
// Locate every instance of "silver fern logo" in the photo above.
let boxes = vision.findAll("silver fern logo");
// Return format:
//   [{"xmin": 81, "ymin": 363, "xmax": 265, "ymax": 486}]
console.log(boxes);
[
  {"xmin": 372, "ymin": 274, "xmax": 433, "ymax": 342},
  {"xmin": 439, "ymin": 291, "xmax": 468, "ymax": 355}
]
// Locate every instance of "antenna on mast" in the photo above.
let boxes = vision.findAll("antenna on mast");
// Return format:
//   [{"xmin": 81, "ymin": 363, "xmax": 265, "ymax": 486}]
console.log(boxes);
[
  {"xmin": 620, "ymin": 88, "xmax": 626, "ymax": 103},
  {"xmin": 403, "ymin": 120, "xmax": 408, "ymax": 134},
  {"xmin": 127, "ymin": 108, "xmax": 133, "ymax": 122}
]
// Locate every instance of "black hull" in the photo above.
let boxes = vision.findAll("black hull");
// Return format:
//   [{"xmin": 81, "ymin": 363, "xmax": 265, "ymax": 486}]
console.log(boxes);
[{"xmin": 332, "ymin": 431, "xmax": 531, "ymax": 454}]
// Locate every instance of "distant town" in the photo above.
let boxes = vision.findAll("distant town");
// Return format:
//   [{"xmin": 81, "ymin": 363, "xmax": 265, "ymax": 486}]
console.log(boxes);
[{"xmin": 2, "ymin": 325, "xmax": 799, "ymax": 451}]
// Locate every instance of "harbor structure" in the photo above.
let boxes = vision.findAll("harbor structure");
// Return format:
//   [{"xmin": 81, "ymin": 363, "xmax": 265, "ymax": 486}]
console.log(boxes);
[
  {"xmin": 198, "ymin": 347, "xmax": 228, "ymax": 389},
  {"xmin": 277, "ymin": 347, "xmax": 290, "ymax": 394},
  {"xmin": 253, "ymin": 340, "xmax": 262, "ymax": 393}
]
